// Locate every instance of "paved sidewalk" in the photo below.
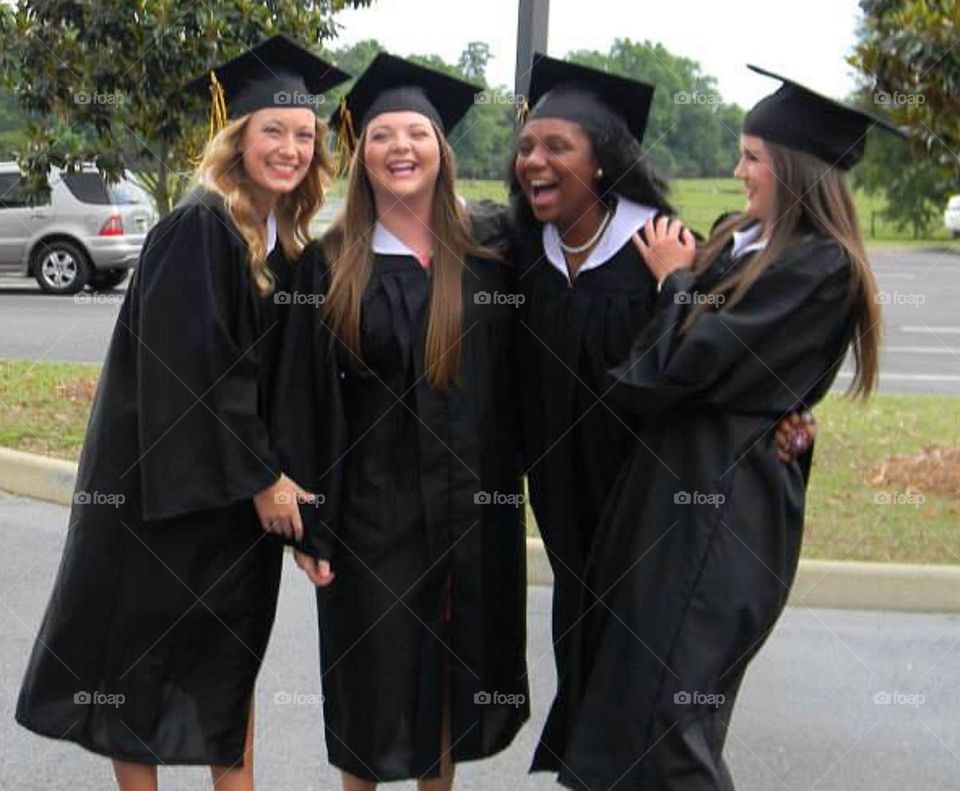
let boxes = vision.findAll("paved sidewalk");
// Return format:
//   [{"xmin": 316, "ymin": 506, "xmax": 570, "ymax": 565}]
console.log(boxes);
[{"xmin": 2, "ymin": 493, "xmax": 959, "ymax": 790}]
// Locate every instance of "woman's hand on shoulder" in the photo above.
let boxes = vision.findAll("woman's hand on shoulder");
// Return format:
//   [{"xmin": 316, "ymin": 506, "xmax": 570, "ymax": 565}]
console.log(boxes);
[{"xmin": 631, "ymin": 216, "xmax": 696, "ymax": 283}]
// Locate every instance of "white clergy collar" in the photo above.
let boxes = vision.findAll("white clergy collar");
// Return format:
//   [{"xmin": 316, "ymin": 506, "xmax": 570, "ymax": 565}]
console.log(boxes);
[
  {"xmin": 266, "ymin": 211, "xmax": 278, "ymax": 254},
  {"xmin": 731, "ymin": 222, "xmax": 768, "ymax": 260},
  {"xmin": 543, "ymin": 196, "xmax": 659, "ymax": 283},
  {"xmin": 372, "ymin": 222, "xmax": 419, "ymax": 257}
]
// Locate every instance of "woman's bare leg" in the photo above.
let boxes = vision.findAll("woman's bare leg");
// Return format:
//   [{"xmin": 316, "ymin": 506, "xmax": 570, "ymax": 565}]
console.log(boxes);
[
  {"xmin": 342, "ymin": 772, "xmax": 376, "ymax": 791},
  {"xmin": 418, "ymin": 657, "xmax": 455, "ymax": 791},
  {"xmin": 210, "ymin": 699, "xmax": 256, "ymax": 791},
  {"xmin": 112, "ymin": 761, "xmax": 158, "ymax": 791}
]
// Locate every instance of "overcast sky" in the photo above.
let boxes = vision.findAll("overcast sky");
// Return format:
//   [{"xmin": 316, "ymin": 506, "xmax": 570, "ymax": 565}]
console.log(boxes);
[{"xmin": 330, "ymin": 0, "xmax": 866, "ymax": 109}]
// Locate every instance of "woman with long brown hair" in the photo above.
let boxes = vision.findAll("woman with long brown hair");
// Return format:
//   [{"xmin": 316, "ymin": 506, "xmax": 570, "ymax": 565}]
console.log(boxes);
[
  {"xmin": 15, "ymin": 36, "xmax": 348, "ymax": 791},
  {"xmin": 546, "ymin": 67, "xmax": 903, "ymax": 790},
  {"xmin": 281, "ymin": 53, "xmax": 528, "ymax": 791}
]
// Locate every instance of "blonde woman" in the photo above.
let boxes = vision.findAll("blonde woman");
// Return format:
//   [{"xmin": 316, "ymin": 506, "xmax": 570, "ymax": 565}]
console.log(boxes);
[
  {"xmin": 281, "ymin": 54, "xmax": 529, "ymax": 791},
  {"xmin": 15, "ymin": 36, "xmax": 348, "ymax": 791}
]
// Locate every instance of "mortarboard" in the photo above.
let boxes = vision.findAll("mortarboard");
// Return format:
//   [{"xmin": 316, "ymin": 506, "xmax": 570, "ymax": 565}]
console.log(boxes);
[
  {"xmin": 328, "ymin": 52, "xmax": 480, "ymax": 160},
  {"xmin": 525, "ymin": 52, "xmax": 656, "ymax": 145},
  {"xmin": 743, "ymin": 65, "xmax": 907, "ymax": 169},
  {"xmin": 186, "ymin": 34, "xmax": 351, "ymax": 139}
]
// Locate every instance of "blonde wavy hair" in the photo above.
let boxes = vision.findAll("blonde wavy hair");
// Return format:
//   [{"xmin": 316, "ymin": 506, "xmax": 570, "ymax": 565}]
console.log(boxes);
[{"xmin": 197, "ymin": 113, "xmax": 335, "ymax": 295}]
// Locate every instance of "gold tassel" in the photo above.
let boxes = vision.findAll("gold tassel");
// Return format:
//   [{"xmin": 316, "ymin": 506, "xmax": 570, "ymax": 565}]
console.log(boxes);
[
  {"xmin": 334, "ymin": 96, "xmax": 357, "ymax": 177},
  {"xmin": 208, "ymin": 70, "xmax": 229, "ymax": 140},
  {"xmin": 516, "ymin": 94, "xmax": 530, "ymax": 126}
]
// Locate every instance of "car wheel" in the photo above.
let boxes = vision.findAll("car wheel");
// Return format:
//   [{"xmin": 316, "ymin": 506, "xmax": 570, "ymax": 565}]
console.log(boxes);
[
  {"xmin": 89, "ymin": 267, "xmax": 130, "ymax": 291},
  {"xmin": 32, "ymin": 240, "xmax": 91, "ymax": 295}
]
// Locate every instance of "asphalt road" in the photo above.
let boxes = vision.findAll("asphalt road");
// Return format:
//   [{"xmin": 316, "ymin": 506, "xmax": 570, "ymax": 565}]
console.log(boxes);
[
  {"xmin": 1, "ymin": 492, "xmax": 959, "ymax": 790},
  {"xmin": 1, "ymin": 245, "xmax": 958, "ymax": 395}
]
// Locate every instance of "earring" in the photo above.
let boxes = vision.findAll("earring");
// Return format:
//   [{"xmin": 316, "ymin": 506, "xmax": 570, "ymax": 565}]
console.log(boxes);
[{"xmin": 595, "ymin": 168, "xmax": 604, "ymax": 180}]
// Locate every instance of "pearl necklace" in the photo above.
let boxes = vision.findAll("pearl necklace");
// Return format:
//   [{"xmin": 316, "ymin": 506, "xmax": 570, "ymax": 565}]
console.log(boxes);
[{"xmin": 558, "ymin": 210, "xmax": 612, "ymax": 254}]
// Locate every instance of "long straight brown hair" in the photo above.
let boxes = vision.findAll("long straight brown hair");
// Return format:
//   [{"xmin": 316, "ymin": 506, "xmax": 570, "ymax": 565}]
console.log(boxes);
[
  {"xmin": 322, "ymin": 122, "xmax": 494, "ymax": 392},
  {"xmin": 693, "ymin": 140, "xmax": 880, "ymax": 398}
]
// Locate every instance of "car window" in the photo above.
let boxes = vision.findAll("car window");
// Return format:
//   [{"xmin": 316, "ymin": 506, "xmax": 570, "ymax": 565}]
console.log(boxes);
[
  {"xmin": 61, "ymin": 172, "xmax": 113, "ymax": 205},
  {"xmin": 0, "ymin": 172, "xmax": 38, "ymax": 209},
  {"xmin": 110, "ymin": 180, "xmax": 149, "ymax": 205}
]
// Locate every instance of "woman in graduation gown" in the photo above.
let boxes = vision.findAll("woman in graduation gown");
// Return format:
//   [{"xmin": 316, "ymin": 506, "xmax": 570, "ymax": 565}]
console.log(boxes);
[
  {"xmin": 505, "ymin": 55, "xmax": 814, "ymax": 776},
  {"xmin": 282, "ymin": 54, "xmax": 529, "ymax": 790},
  {"xmin": 550, "ymin": 66, "xmax": 904, "ymax": 790},
  {"xmin": 15, "ymin": 35, "xmax": 348, "ymax": 790}
]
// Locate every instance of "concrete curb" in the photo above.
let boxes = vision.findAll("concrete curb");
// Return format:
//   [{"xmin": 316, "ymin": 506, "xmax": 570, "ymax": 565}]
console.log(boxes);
[
  {"xmin": 527, "ymin": 539, "xmax": 960, "ymax": 614},
  {"xmin": 0, "ymin": 447, "xmax": 78, "ymax": 507},
  {"xmin": 2, "ymin": 447, "xmax": 958, "ymax": 614}
]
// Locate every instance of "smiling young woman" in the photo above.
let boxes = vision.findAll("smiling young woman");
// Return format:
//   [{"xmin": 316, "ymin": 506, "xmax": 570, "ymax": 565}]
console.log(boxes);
[
  {"xmin": 548, "ymin": 65, "xmax": 904, "ymax": 790},
  {"xmin": 276, "ymin": 53, "xmax": 530, "ymax": 791},
  {"xmin": 14, "ymin": 35, "xmax": 348, "ymax": 791}
]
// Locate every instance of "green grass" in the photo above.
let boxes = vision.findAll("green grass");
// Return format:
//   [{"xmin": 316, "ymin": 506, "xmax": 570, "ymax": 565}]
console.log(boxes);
[
  {"xmin": 801, "ymin": 393, "xmax": 960, "ymax": 565},
  {"xmin": 0, "ymin": 359, "xmax": 99, "ymax": 460},
  {"xmin": 523, "ymin": 393, "xmax": 960, "ymax": 565},
  {"xmin": 3, "ymin": 360, "xmax": 959, "ymax": 564}
]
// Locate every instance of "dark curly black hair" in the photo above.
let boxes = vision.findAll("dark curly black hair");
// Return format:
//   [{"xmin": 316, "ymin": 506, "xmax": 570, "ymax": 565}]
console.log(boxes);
[{"xmin": 507, "ymin": 110, "xmax": 675, "ymax": 233}]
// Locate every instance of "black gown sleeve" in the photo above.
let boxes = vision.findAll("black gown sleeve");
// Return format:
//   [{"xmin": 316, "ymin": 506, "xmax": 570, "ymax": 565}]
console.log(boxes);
[
  {"xmin": 133, "ymin": 203, "xmax": 281, "ymax": 521},
  {"xmin": 607, "ymin": 237, "xmax": 855, "ymax": 417},
  {"xmin": 270, "ymin": 241, "xmax": 347, "ymax": 559}
]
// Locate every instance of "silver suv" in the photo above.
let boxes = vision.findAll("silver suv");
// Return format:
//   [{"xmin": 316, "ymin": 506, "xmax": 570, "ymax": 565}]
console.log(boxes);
[{"xmin": 0, "ymin": 162, "xmax": 158, "ymax": 294}]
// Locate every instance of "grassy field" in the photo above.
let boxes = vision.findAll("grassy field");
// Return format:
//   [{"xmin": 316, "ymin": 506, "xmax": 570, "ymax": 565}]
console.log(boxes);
[
  {"xmin": 2, "ymin": 359, "xmax": 959, "ymax": 564},
  {"xmin": 452, "ymin": 178, "xmax": 953, "ymax": 246}
]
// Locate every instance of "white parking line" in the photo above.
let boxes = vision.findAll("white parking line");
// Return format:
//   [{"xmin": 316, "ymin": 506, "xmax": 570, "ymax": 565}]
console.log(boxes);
[
  {"xmin": 836, "ymin": 371, "xmax": 960, "ymax": 383},
  {"xmin": 901, "ymin": 326, "xmax": 960, "ymax": 335},
  {"xmin": 885, "ymin": 346, "xmax": 960, "ymax": 356}
]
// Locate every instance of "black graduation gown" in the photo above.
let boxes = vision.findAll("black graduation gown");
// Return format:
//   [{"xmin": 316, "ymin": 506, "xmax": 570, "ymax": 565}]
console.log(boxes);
[
  {"xmin": 279, "ymin": 243, "xmax": 530, "ymax": 782},
  {"xmin": 15, "ymin": 190, "xmax": 288, "ymax": 766},
  {"xmin": 513, "ymin": 224, "xmax": 659, "ymax": 771},
  {"xmin": 553, "ymin": 236, "xmax": 855, "ymax": 790}
]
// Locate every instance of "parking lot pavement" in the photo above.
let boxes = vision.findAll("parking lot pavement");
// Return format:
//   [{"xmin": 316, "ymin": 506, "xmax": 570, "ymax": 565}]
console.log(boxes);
[{"xmin": 1, "ymin": 492, "xmax": 959, "ymax": 790}]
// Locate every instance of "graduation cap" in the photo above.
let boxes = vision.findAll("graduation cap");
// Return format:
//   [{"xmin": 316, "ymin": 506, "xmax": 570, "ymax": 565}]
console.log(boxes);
[
  {"xmin": 187, "ymin": 34, "xmax": 351, "ymax": 139},
  {"xmin": 329, "ymin": 52, "xmax": 481, "ymax": 159},
  {"xmin": 525, "ymin": 53, "xmax": 656, "ymax": 144},
  {"xmin": 743, "ymin": 65, "xmax": 907, "ymax": 169}
]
